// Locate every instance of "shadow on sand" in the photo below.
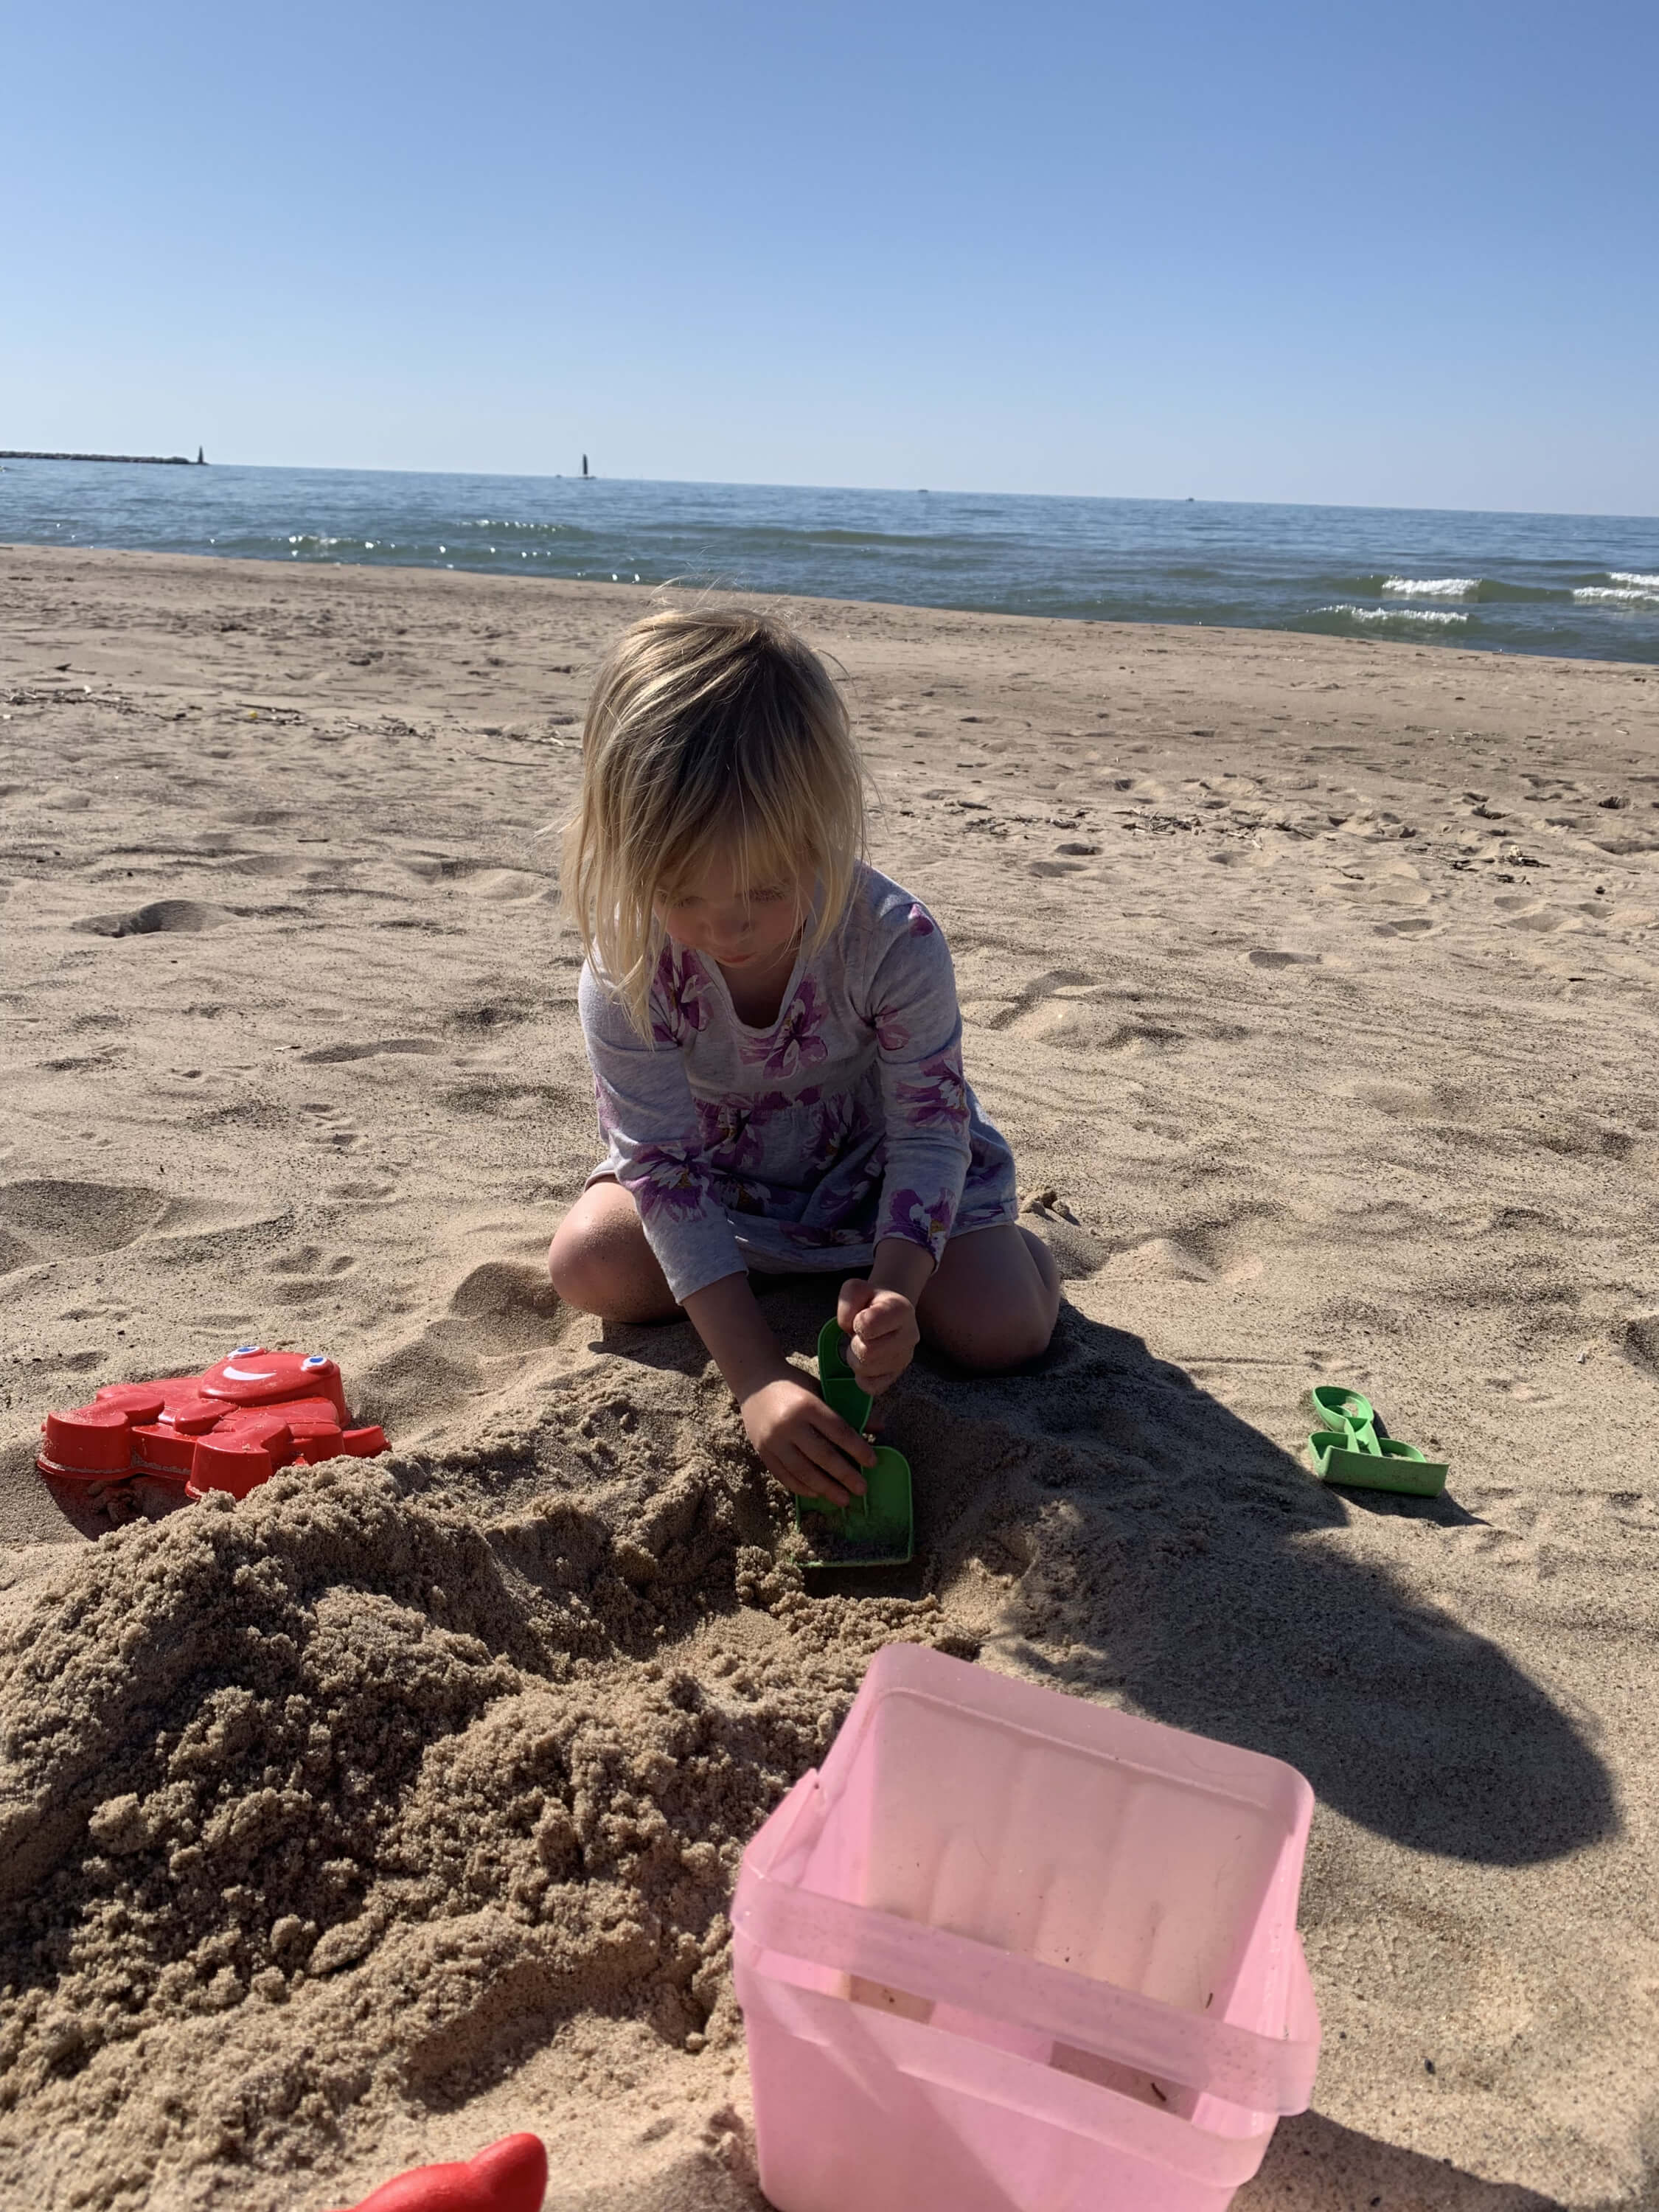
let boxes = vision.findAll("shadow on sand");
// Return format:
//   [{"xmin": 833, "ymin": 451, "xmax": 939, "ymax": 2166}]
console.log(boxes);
[
  {"xmin": 605, "ymin": 1285, "xmax": 1616, "ymax": 1869},
  {"xmin": 1237, "ymin": 2109, "xmax": 1570, "ymax": 2209}
]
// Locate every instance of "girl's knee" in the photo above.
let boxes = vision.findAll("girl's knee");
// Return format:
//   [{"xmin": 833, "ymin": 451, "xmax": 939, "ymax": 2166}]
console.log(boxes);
[
  {"xmin": 921, "ymin": 1223, "xmax": 1060, "ymax": 1371},
  {"xmin": 981, "ymin": 1307, "xmax": 1057, "ymax": 1372},
  {"xmin": 929, "ymin": 1293, "xmax": 1056, "ymax": 1374},
  {"xmin": 547, "ymin": 1217, "xmax": 609, "ymax": 1312},
  {"xmin": 548, "ymin": 1200, "xmax": 676, "ymax": 1321}
]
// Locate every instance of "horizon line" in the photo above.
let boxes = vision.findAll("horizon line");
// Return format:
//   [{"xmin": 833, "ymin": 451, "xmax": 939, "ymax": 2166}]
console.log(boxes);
[{"xmin": 5, "ymin": 451, "xmax": 1655, "ymax": 528}]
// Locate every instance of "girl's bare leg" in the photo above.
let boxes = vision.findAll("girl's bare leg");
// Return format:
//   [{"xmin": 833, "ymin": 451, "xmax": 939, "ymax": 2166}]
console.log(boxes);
[
  {"xmin": 551, "ymin": 1192, "xmax": 1058, "ymax": 1363},
  {"xmin": 548, "ymin": 1180, "xmax": 681, "ymax": 1322},
  {"xmin": 917, "ymin": 1224, "xmax": 1060, "ymax": 1372}
]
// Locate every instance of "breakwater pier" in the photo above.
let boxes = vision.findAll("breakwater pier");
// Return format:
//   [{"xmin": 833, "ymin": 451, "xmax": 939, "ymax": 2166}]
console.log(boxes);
[{"xmin": 1, "ymin": 448, "xmax": 205, "ymax": 465}]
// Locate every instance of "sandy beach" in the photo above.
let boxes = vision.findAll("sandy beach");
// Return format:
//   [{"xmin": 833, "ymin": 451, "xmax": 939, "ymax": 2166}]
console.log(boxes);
[{"xmin": 1, "ymin": 543, "xmax": 1655, "ymax": 2212}]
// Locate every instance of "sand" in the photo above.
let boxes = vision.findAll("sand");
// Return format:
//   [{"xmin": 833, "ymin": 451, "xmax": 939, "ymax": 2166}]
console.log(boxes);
[{"xmin": 0, "ymin": 543, "xmax": 1655, "ymax": 2212}]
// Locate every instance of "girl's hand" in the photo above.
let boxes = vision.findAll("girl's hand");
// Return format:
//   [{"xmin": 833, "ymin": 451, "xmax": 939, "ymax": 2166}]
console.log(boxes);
[
  {"xmin": 837, "ymin": 1279, "xmax": 921, "ymax": 1396},
  {"xmin": 740, "ymin": 1373, "xmax": 874, "ymax": 1506}
]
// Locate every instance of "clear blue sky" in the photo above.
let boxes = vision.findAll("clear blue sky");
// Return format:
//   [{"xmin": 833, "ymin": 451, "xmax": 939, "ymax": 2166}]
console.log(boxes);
[{"xmin": 5, "ymin": 0, "xmax": 1655, "ymax": 513}]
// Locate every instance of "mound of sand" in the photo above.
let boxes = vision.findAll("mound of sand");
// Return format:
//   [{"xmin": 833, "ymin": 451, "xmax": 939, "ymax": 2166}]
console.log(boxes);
[{"xmin": 0, "ymin": 1394, "xmax": 974, "ymax": 2209}]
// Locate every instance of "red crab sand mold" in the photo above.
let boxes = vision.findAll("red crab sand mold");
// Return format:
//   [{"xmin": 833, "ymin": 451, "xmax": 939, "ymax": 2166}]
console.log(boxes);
[
  {"xmin": 335, "ymin": 2132, "xmax": 548, "ymax": 2212},
  {"xmin": 37, "ymin": 1346, "xmax": 387, "ymax": 1501}
]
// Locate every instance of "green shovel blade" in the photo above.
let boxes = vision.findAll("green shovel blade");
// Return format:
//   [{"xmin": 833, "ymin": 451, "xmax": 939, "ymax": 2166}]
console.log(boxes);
[
  {"xmin": 796, "ymin": 1444, "xmax": 915, "ymax": 1565},
  {"xmin": 794, "ymin": 1318, "xmax": 915, "ymax": 1565}
]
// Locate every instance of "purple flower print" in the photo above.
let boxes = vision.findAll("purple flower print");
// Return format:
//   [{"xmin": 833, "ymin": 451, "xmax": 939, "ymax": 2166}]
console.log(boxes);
[
  {"xmin": 894, "ymin": 1051, "xmax": 969, "ymax": 1133},
  {"xmin": 713, "ymin": 1174, "xmax": 768, "ymax": 1216},
  {"xmin": 740, "ymin": 976, "xmax": 830, "ymax": 1078},
  {"xmin": 957, "ymin": 1131, "xmax": 1017, "ymax": 1230},
  {"xmin": 782, "ymin": 1221, "xmax": 870, "ymax": 1250},
  {"xmin": 696, "ymin": 1096, "xmax": 762, "ymax": 1169},
  {"xmin": 697, "ymin": 1088, "xmax": 815, "ymax": 1170},
  {"xmin": 651, "ymin": 947, "xmax": 711, "ymax": 1046},
  {"xmin": 624, "ymin": 1144, "xmax": 708, "ymax": 1222},
  {"xmin": 881, "ymin": 1184, "xmax": 957, "ymax": 1254},
  {"xmin": 957, "ymin": 1194, "xmax": 1006, "ymax": 1230},
  {"xmin": 872, "ymin": 1001, "xmax": 911, "ymax": 1053},
  {"xmin": 813, "ymin": 1152, "xmax": 880, "ymax": 1225},
  {"xmin": 906, "ymin": 903, "xmax": 936, "ymax": 937},
  {"xmin": 807, "ymin": 1088, "xmax": 869, "ymax": 1170}
]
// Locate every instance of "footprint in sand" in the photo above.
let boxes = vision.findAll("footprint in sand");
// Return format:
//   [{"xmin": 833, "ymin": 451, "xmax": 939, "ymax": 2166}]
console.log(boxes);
[
  {"xmin": 445, "ymin": 1261, "xmax": 566, "ymax": 1352},
  {"xmin": 401, "ymin": 859, "xmax": 552, "ymax": 903},
  {"xmin": 358, "ymin": 1264, "xmax": 567, "ymax": 1436},
  {"xmin": 1106, "ymin": 1236, "xmax": 1217, "ymax": 1284},
  {"xmin": 1245, "ymin": 950, "xmax": 1319, "ymax": 969},
  {"xmin": 1503, "ymin": 905, "xmax": 1576, "ymax": 934},
  {"xmin": 0, "ymin": 1179, "xmax": 169, "ymax": 1269},
  {"xmin": 267, "ymin": 1244, "xmax": 358, "ymax": 1304},
  {"xmin": 72, "ymin": 898, "xmax": 230, "ymax": 938},
  {"xmin": 964, "ymin": 970, "xmax": 1093, "ymax": 1032},
  {"xmin": 1347, "ymin": 1079, "xmax": 1469, "ymax": 1119},
  {"xmin": 1025, "ymin": 1217, "xmax": 1107, "ymax": 1281},
  {"xmin": 299, "ymin": 1038, "xmax": 442, "ymax": 1065},
  {"xmin": 1621, "ymin": 1313, "xmax": 1659, "ymax": 1379},
  {"xmin": 205, "ymin": 853, "xmax": 296, "ymax": 879},
  {"xmin": 442, "ymin": 1079, "xmax": 589, "ymax": 1121}
]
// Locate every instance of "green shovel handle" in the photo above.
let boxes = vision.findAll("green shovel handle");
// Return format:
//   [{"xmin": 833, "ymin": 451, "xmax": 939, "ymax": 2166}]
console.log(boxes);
[
  {"xmin": 818, "ymin": 1318, "xmax": 873, "ymax": 1436},
  {"xmin": 1310, "ymin": 1384, "xmax": 1380, "ymax": 1454}
]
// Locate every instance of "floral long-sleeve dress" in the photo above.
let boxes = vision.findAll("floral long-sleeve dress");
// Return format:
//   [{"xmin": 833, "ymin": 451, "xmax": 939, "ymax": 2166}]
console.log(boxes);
[{"xmin": 578, "ymin": 865, "xmax": 1019, "ymax": 1304}]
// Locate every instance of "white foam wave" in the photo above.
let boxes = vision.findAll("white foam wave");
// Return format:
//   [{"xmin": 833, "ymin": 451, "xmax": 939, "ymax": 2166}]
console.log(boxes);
[
  {"xmin": 1608, "ymin": 571, "xmax": 1659, "ymax": 590},
  {"xmin": 1573, "ymin": 585, "xmax": 1659, "ymax": 606},
  {"xmin": 1322, "ymin": 603, "xmax": 1469, "ymax": 627},
  {"xmin": 1381, "ymin": 576, "xmax": 1478, "ymax": 598}
]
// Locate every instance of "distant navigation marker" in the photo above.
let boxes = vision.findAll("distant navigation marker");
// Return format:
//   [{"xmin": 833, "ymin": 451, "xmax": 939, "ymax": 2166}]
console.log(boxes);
[
  {"xmin": 198, "ymin": 446, "xmax": 206, "ymax": 465},
  {"xmin": 581, "ymin": 453, "xmax": 589, "ymax": 477}
]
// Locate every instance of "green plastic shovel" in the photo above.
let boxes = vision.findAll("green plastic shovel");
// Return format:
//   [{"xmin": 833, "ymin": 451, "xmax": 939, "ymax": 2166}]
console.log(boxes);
[
  {"xmin": 794, "ymin": 1318, "xmax": 914, "ymax": 1565},
  {"xmin": 1307, "ymin": 1384, "xmax": 1448, "ymax": 1498}
]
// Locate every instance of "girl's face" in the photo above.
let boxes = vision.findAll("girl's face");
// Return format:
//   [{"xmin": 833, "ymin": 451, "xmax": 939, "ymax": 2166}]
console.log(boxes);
[{"xmin": 656, "ymin": 848, "xmax": 808, "ymax": 976}]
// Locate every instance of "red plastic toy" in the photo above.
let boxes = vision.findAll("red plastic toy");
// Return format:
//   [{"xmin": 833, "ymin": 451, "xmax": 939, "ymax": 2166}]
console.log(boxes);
[
  {"xmin": 337, "ymin": 2133, "xmax": 547, "ymax": 2212},
  {"xmin": 37, "ymin": 1346, "xmax": 387, "ymax": 1501}
]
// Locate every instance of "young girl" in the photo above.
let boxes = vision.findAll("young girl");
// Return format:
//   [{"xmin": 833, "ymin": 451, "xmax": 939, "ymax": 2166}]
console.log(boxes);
[{"xmin": 549, "ymin": 607, "xmax": 1060, "ymax": 1509}]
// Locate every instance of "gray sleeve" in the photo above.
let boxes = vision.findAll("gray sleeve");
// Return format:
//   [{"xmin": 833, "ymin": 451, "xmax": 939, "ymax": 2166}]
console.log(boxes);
[
  {"xmin": 863, "ymin": 908, "xmax": 973, "ymax": 1263},
  {"xmin": 577, "ymin": 964, "xmax": 746, "ymax": 1304}
]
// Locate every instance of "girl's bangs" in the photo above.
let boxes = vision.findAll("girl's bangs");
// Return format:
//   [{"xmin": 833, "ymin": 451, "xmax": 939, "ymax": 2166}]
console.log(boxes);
[{"xmin": 655, "ymin": 810, "xmax": 812, "ymax": 908}]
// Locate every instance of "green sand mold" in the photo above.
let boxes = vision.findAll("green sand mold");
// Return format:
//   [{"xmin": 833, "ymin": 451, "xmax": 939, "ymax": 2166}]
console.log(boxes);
[
  {"xmin": 1307, "ymin": 1384, "xmax": 1448, "ymax": 1498},
  {"xmin": 794, "ymin": 1318, "xmax": 914, "ymax": 1565}
]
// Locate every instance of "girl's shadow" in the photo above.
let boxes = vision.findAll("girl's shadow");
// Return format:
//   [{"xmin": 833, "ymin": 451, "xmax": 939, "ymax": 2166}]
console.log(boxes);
[
  {"xmin": 605, "ymin": 1289, "xmax": 1615, "ymax": 1867},
  {"xmin": 900, "ymin": 1303, "xmax": 1615, "ymax": 1867}
]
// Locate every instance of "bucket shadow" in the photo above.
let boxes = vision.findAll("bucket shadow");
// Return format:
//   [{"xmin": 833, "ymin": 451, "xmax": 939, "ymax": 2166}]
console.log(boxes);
[{"xmin": 1237, "ymin": 2109, "xmax": 1567, "ymax": 2208}]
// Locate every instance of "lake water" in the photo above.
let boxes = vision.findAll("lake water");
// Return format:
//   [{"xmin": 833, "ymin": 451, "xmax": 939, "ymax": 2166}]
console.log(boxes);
[{"xmin": 4, "ymin": 459, "xmax": 1656, "ymax": 664}]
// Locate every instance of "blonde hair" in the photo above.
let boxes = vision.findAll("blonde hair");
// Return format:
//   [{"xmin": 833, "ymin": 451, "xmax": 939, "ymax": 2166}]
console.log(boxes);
[{"xmin": 563, "ymin": 606, "xmax": 866, "ymax": 1033}]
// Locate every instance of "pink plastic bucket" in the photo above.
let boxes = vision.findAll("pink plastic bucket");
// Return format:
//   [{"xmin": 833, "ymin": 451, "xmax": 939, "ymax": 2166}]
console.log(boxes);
[{"xmin": 733, "ymin": 1644, "xmax": 1318, "ymax": 2212}]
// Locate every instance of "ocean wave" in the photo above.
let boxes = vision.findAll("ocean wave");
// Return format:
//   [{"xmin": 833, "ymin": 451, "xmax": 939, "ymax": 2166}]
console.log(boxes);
[
  {"xmin": 1610, "ymin": 571, "xmax": 1659, "ymax": 588},
  {"xmin": 1381, "ymin": 576, "xmax": 1479, "ymax": 598},
  {"xmin": 1321, "ymin": 603, "xmax": 1469, "ymax": 627},
  {"xmin": 464, "ymin": 517, "xmax": 574, "ymax": 535},
  {"xmin": 1573, "ymin": 585, "xmax": 1659, "ymax": 606}
]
